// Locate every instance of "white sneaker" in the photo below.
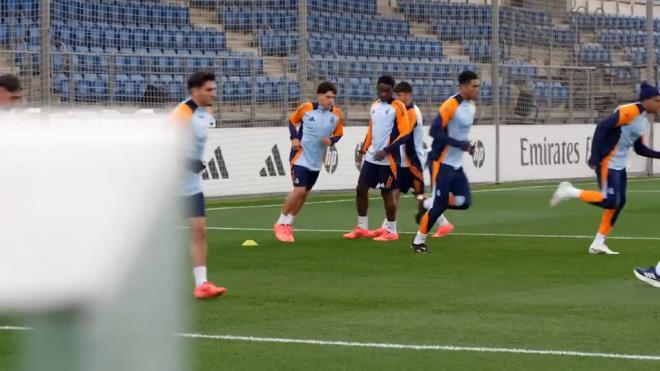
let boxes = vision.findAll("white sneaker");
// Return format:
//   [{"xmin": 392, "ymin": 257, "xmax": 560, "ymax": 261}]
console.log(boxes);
[
  {"xmin": 588, "ymin": 243, "xmax": 619, "ymax": 255},
  {"xmin": 550, "ymin": 181, "xmax": 575, "ymax": 207}
]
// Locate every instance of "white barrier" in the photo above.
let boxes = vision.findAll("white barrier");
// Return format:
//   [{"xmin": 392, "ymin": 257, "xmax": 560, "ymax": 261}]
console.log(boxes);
[
  {"xmin": 201, "ymin": 124, "xmax": 656, "ymax": 197},
  {"xmin": 200, "ymin": 126, "xmax": 499, "ymax": 197},
  {"xmin": 499, "ymin": 124, "xmax": 648, "ymax": 182}
]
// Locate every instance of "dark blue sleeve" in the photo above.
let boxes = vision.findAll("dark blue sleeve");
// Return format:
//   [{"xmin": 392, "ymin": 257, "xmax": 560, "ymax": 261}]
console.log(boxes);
[
  {"xmin": 633, "ymin": 137, "xmax": 660, "ymax": 158},
  {"xmin": 330, "ymin": 135, "xmax": 342, "ymax": 145},
  {"xmin": 588, "ymin": 111, "xmax": 620, "ymax": 167},
  {"xmin": 289, "ymin": 121, "xmax": 302, "ymax": 140},
  {"xmin": 430, "ymin": 115, "xmax": 469, "ymax": 150}
]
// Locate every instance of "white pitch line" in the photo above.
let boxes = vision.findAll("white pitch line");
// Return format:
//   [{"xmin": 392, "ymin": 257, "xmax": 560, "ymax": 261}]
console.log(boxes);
[
  {"xmin": 1, "ymin": 326, "xmax": 657, "ymax": 362},
  {"xmin": 206, "ymin": 226, "xmax": 660, "ymax": 241},
  {"xmin": 206, "ymin": 178, "xmax": 660, "ymax": 211},
  {"xmin": 0, "ymin": 326, "xmax": 29, "ymax": 331},
  {"xmin": 176, "ymin": 333, "xmax": 660, "ymax": 362}
]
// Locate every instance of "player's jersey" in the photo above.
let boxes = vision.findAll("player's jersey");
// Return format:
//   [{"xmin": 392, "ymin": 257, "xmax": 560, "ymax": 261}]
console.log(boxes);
[
  {"xmin": 610, "ymin": 111, "xmax": 647, "ymax": 170},
  {"xmin": 400, "ymin": 103, "xmax": 425, "ymax": 169},
  {"xmin": 171, "ymin": 98, "xmax": 215, "ymax": 196},
  {"xmin": 288, "ymin": 102, "xmax": 343, "ymax": 171},
  {"xmin": 589, "ymin": 103, "xmax": 647, "ymax": 170},
  {"xmin": 362, "ymin": 98, "xmax": 411, "ymax": 167},
  {"xmin": 430, "ymin": 94, "xmax": 475, "ymax": 169}
]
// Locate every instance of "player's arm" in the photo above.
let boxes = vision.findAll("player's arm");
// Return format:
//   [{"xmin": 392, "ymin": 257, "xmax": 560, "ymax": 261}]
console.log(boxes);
[
  {"xmin": 633, "ymin": 135, "xmax": 660, "ymax": 158},
  {"xmin": 289, "ymin": 102, "xmax": 312, "ymax": 150},
  {"xmin": 288, "ymin": 102, "xmax": 310, "ymax": 140},
  {"xmin": 359, "ymin": 120, "xmax": 373, "ymax": 155},
  {"xmin": 430, "ymin": 97, "xmax": 471, "ymax": 151},
  {"xmin": 171, "ymin": 103, "xmax": 205, "ymax": 173},
  {"xmin": 413, "ymin": 110, "xmax": 426, "ymax": 165},
  {"xmin": 382, "ymin": 100, "xmax": 412, "ymax": 154},
  {"xmin": 329, "ymin": 108, "xmax": 344, "ymax": 145}
]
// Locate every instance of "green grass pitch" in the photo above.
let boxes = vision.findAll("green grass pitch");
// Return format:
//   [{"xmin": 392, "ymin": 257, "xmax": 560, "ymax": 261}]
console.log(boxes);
[{"xmin": 2, "ymin": 178, "xmax": 660, "ymax": 370}]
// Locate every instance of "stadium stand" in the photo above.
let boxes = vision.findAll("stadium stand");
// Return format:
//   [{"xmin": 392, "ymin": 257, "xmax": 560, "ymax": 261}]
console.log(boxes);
[{"xmin": 0, "ymin": 0, "xmax": 658, "ymax": 125}]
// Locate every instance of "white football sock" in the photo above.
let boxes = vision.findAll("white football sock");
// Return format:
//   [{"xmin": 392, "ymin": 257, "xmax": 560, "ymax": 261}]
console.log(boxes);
[
  {"xmin": 287, "ymin": 214, "xmax": 295, "ymax": 225},
  {"xmin": 566, "ymin": 186, "xmax": 581, "ymax": 198},
  {"xmin": 438, "ymin": 214, "xmax": 450, "ymax": 226},
  {"xmin": 385, "ymin": 220, "xmax": 397, "ymax": 234},
  {"xmin": 193, "ymin": 266, "xmax": 207, "ymax": 288},
  {"xmin": 382, "ymin": 218, "xmax": 388, "ymax": 228},
  {"xmin": 358, "ymin": 216, "xmax": 369, "ymax": 230},
  {"xmin": 276, "ymin": 213, "xmax": 289, "ymax": 225},
  {"xmin": 423, "ymin": 198, "xmax": 433, "ymax": 209},
  {"xmin": 413, "ymin": 231, "xmax": 427, "ymax": 245},
  {"xmin": 592, "ymin": 233, "xmax": 606, "ymax": 246},
  {"xmin": 655, "ymin": 262, "xmax": 660, "ymax": 275}
]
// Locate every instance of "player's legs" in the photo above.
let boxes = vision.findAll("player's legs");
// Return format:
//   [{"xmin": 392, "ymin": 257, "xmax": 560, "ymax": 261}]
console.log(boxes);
[
  {"xmin": 430, "ymin": 167, "xmax": 469, "ymax": 238},
  {"xmin": 281, "ymin": 187, "xmax": 308, "ymax": 216},
  {"xmin": 417, "ymin": 160, "xmax": 452, "ymax": 233},
  {"xmin": 189, "ymin": 216, "xmax": 207, "ymax": 269},
  {"xmin": 550, "ymin": 163, "xmax": 607, "ymax": 206},
  {"xmin": 589, "ymin": 168, "xmax": 625, "ymax": 255},
  {"xmin": 610, "ymin": 168, "xmax": 627, "ymax": 227},
  {"xmin": 378, "ymin": 188, "xmax": 398, "ymax": 234},
  {"xmin": 412, "ymin": 164, "xmax": 455, "ymax": 252},
  {"xmin": 274, "ymin": 186, "xmax": 306, "ymax": 242},
  {"xmin": 446, "ymin": 167, "xmax": 471, "ymax": 210},
  {"xmin": 344, "ymin": 162, "xmax": 377, "ymax": 239},
  {"xmin": 373, "ymin": 164, "xmax": 400, "ymax": 241},
  {"xmin": 409, "ymin": 168, "xmax": 428, "ymax": 227},
  {"xmin": 383, "ymin": 166, "xmax": 409, "ymax": 229},
  {"xmin": 187, "ymin": 193, "xmax": 225, "ymax": 299},
  {"xmin": 275, "ymin": 166, "xmax": 319, "ymax": 242}
]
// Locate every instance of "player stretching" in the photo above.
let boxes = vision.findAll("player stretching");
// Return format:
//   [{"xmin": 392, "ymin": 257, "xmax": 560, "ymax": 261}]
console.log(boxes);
[
  {"xmin": 634, "ymin": 262, "xmax": 660, "ymax": 288},
  {"xmin": 344, "ymin": 76, "xmax": 411, "ymax": 241},
  {"xmin": 274, "ymin": 82, "xmax": 343, "ymax": 242},
  {"xmin": 411, "ymin": 71, "xmax": 480, "ymax": 253},
  {"xmin": 172, "ymin": 71, "xmax": 227, "ymax": 299},
  {"xmin": 377, "ymin": 81, "xmax": 447, "ymax": 229},
  {"xmin": 550, "ymin": 83, "xmax": 660, "ymax": 255}
]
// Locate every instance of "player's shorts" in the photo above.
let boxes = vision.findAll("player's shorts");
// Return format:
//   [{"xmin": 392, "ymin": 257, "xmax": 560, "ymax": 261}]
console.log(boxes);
[
  {"xmin": 291, "ymin": 165, "xmax": 320, "ymax": 190},
  {"xmin": 398, "ymin": 166, "xmax": 424, "ymax": 194},
  {"xmin": 182, "ymin": 192, "xmax": 206, "ymax": 218},
  {"xmin": 594, "ymin": 165, "xmax": 627, "ymax": 209},
  {"xmin": 431, "ymin": 163, "xmax": 471, "ymax": 210},
  {"xmin": 358, "ymin": 160, "xmax": 397, "ymax": 191}
]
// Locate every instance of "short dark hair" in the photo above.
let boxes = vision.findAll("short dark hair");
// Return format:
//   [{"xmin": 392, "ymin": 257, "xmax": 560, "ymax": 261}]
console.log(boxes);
[
  {"xmin": 458, "ymin": 71, "xmax": 479, "ymax": 85},
  {"xmin": 0, "ymin": 74, "xmax": 21, "ymax": 92},
  {"xmin": 377, "ymin": 75, "xmax": 396, "ymax": 87},
  {"xmin": 393, "ymin": 81, "xmax": 412, "ymax": 93},
  {"xmin": 187, "ymin": 71, "xmax": 215, "ymax": 90},
  {"xmin": 317, "ymin": 81, "xmax": 337, "ymax": 95}
]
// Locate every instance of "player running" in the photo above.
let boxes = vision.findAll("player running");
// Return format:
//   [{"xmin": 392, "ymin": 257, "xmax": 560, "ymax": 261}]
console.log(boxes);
[
  {"xmin": 344, "ymin": 75, "xmax": 411, "ymax": 241},
  {"xmin": 388, "ymin": 81, "xmax": 454, "ymax": 236},
  {"xmin": 274, "ymin": 82, "xmax": 343, "ymax": 243},
  {"xmin": 634, "ymin": 262, "xmax": 660, "ymax": 288},
  {"xmin": 411, "ymin": 71, "xmax": 480, "ymax": 253},
  {"xmin": 550, "ymin": 83, "xmax": 660, "ymax": 255},
  {"xmin": 171, "ymin": 71, "xmax": 227, "ymax": 299}
]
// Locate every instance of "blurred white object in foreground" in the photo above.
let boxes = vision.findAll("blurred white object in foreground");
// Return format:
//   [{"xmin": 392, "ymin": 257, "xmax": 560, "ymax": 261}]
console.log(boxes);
[{"xmin": 0, "ymin": 111, "xmax": 186, "ymax": 371}]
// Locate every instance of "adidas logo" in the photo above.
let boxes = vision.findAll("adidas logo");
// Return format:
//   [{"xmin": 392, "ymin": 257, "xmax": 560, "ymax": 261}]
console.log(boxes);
[
  {"xmin": 202, "ymin": 146, "xmax": 229, "ymax": 180},
  {"xmin": 259, "ymin": 144, "xmax": 285, "ymax": 177}
]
